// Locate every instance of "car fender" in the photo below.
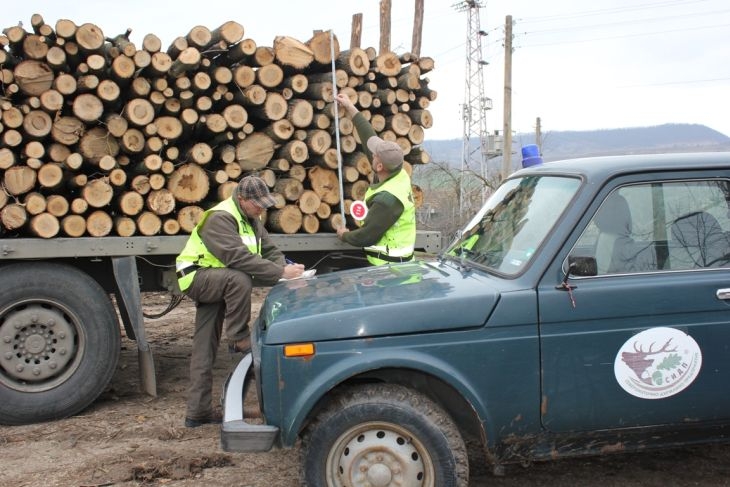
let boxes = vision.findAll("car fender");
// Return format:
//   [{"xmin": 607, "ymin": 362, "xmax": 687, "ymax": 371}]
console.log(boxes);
[{"xmin": 277, "ymin": 347, "xmax": 494, "ymax": 447}]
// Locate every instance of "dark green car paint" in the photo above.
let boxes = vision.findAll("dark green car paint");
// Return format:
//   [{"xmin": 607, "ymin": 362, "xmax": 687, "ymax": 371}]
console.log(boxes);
[{"xmin": 224, "ymin": 152, "xmax": 730, "ymax": 466}]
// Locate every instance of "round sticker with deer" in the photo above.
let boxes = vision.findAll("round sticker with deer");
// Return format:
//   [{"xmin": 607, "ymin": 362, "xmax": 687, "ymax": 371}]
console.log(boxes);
[{"xmin": 614, "ymin": 327, "xmax": 702, "ymax": 400}]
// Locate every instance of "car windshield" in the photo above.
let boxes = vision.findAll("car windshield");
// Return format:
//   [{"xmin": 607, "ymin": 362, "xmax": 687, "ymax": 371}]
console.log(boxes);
[{"xmin": 445, "ymin": 175, "xmax": 581, "ymax": 275}]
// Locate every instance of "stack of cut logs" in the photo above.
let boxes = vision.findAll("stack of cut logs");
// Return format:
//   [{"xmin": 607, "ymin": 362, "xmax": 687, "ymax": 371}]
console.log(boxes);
[{"xmin": 0, "ymin": 14, "xmax": 435, "ymax": 238}]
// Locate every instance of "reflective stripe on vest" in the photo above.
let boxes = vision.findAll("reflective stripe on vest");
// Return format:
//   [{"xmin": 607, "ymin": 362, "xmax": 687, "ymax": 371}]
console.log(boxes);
[
  {"xmin": 363, "ymin": 170, "xmax": 416, "ymax": 266},
  {"xmin": 175, "ymin": 197, "xmax": 259, "ymax": 291}
]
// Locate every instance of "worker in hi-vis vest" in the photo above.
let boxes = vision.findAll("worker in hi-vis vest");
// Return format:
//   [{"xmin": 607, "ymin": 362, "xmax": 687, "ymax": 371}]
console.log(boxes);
[
  {"xmin": 334, "ymin": 93, "xmax": 416, "ymax": 266},
  {"xmin": 175, "ymin": 176, "xmax": 304, "ymax": 428}
]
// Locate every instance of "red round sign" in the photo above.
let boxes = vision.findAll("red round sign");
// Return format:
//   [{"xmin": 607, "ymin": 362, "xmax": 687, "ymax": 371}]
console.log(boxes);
[{"xmin": 350, "ymin": 200, "xmax": 368, "ymax": 221}]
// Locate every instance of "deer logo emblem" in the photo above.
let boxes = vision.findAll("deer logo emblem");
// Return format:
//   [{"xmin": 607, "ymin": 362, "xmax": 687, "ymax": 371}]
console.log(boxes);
[{"xmin": 614, "ymin": 327, "xmax": 702, "ymax": 400}]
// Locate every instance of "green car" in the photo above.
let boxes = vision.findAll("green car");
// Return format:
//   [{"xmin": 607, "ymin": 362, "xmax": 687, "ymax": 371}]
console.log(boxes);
[{"xmin": 222, "ymin": 152, "xmax": 730, "ymax": 487}]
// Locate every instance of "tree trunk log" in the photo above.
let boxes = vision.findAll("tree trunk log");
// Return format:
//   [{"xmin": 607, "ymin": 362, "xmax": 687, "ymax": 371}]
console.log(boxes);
[
  {"xmin": 29, "ymin": 212, "xmax": 59, "ymax": 238},
  {"xmin": 61, "ymin": 214, "xmax": 87, "ymax": 237},
  {"xmin": 86, "ymin": 209, "xmax": 113, "ymax": 237},
  {"xmin": 167, "ymin": 163, "xmax": 210, "ymax": 204},
  {"xmin": 236, "ymin": 132, "xmax": 276, "ymax": 171},
  {"xmin": 308, "ymin": 166, "xmax": 340, "ymax": 205},
  {"xmin": 136, "ymin": 211, "xmax": 162, "ymax": 236},
  {"xmin": 4, "ymin": 165, "xmax": 37, "ymax": 195},
  {"xmin": 82, "ymin": 178, "xmax": 113, "ymax": 208},
  {"xmin": 273, "ymin": 178, "xmax": 304, "ymax": 202},
  {"xmin": 273, "ymin": 36, "xmax": 313, "ymax": 70},
  {"xmin": 266, "ymin": 205, "xmax": 302, "ymax": 234},
  {"xmin": 298, "ymin": 189, "xmax": 321, "ymax": 215}
]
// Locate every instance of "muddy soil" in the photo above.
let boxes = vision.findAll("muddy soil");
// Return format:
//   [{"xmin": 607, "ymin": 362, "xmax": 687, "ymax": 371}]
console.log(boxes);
[{"xmin": 2, "ymin": 290, "xmax": 730, "ymax": 487}]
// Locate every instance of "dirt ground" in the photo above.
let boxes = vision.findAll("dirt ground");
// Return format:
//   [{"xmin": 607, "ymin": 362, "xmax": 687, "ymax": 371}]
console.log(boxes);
[{"xmin": 2, "ymin": 289, "xmax": 730, "ymax": 487}]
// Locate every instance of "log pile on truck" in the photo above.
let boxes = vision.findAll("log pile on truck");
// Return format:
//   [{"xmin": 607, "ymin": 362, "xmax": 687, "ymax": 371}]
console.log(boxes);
[{"xmin": 0, "ymin": 13, "xmax": 436, "ymax": 239}]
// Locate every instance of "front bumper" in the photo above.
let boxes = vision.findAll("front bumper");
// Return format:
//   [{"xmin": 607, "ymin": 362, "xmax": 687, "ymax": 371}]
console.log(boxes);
[{"xmin": 220, "ymin": 352, "xmax": 279, "ymax": 452}]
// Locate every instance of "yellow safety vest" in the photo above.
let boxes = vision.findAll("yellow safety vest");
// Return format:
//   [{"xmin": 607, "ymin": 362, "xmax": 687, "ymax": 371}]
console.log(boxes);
[
  {"xmin": 364, "ymin": 170, "xmax": 416, "ymax": 266},
  {"xmin": 176, "ymin": 197, "xmax": 260, "ymax": 292}
]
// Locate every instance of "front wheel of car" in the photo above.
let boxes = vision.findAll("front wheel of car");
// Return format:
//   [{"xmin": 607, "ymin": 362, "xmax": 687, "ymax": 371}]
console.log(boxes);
[{"xmin": 301, "ymin": 383, "xmax": 468, "ymax": 487}]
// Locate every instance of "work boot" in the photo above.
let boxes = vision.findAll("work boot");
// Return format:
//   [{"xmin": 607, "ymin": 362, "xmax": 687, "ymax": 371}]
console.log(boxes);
[
  {"xmin": 228, "ymin": 335, "xmax": 251, "ymax": 354},
  {"xmin": 184, "ymin": 408, "xmax": 223, "ymax": 428}
]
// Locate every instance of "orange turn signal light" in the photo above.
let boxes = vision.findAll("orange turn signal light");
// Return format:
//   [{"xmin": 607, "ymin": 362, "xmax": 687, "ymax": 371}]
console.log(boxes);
[{"xmin": 284, "ymin": 343, "xmax": 315, "ymax": 357}]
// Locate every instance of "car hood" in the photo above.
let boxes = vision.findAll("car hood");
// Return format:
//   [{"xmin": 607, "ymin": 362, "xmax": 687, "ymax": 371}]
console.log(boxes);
[{"xmin": 260, "ymin": 260, "xmax": 499, "ymax": 344}]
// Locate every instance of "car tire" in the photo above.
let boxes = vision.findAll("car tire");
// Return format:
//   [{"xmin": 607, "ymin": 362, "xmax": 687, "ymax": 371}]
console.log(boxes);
[
  {"xmin": 0, "ymin": 262, "xmax": 120, "ymax": 425},
  {"xmin": 301, "ymin": 383, "xmax": 468, "ymax": 487}
]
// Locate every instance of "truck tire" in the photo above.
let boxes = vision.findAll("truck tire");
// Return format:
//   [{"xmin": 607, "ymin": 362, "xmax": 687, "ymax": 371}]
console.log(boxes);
[
  {"xmin": 301, "ymin": 383, "xmax": 468, "ymax": 487},
  {"xmin": 0, "ymin": 262, "xmax": 120, "ymax": 425}
]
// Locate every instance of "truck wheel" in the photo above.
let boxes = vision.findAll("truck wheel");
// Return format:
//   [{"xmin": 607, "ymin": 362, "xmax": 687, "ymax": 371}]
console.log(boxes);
[
  {"xmin": 301, "ymin": 383, "xmax": 468, "ymax": 487},
  {"xmin": 0, "ymin": 262, "xmax": 120, "ymax": 425}
]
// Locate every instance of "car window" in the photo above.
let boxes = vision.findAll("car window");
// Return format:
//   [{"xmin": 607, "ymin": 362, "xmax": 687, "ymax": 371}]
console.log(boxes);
[
  {"xmin": 570, "ymin": 179, "xmax": 730, "ymax": 275},
  {"xmin": 446, "ymin": 176, "xmax": 581, "ymax": 275}
]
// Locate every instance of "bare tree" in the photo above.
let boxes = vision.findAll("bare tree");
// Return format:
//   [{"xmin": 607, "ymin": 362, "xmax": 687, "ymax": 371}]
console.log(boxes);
[{"xmin": 412, "ymin": 160, "xmax": 500, "ymax": 244}]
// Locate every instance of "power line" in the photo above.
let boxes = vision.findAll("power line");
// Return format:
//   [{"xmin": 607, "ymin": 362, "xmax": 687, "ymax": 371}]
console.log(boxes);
[
  {"xmin": 518, "ymin": 22, "xmax": 730, "ymax": 48},
  {"xmin": 517, "ymin": 8, "xmax": 730, "ymax": 36},
  {"xmin": 516, "ymin": 0, "xmax": 714, "ymax": 24}
]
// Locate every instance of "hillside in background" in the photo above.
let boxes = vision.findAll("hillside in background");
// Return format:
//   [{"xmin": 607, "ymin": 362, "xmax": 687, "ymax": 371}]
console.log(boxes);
[{"xmin": 422, "ymin": 124, "xmax": 730, "ymax": 167}]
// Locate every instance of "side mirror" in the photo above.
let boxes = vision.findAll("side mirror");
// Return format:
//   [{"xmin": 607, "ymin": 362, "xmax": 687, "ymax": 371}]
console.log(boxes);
[{"xmin": 568, "ymin": 256, "xmax": 597, "ymax": 277}]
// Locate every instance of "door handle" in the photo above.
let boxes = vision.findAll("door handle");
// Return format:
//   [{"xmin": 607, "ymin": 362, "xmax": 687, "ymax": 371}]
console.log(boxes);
[{"xmin": 716, "ymin": 288, "xmax": 730, "ymax": 300}]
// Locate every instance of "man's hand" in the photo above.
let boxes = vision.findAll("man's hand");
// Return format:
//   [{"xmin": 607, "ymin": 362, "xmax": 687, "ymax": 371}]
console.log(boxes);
[
  {"xmin": 334, "ymin": 93, "xmax": 358, "ymax": 117},
  {"xmin": 282, "ymin": 263, "xmax": 305, "ymax": 279},
  {"xmin": 336, "ymin": 226, "xmax": 350, "ymax": 240}
]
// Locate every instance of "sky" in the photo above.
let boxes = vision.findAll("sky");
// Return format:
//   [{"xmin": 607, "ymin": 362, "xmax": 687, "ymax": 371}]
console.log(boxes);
[{"xmin": 3, "ymin": 0, "xmax": 730, "ymax": 143}]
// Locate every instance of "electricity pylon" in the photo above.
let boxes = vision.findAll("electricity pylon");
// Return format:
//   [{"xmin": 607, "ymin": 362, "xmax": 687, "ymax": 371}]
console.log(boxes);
[{"xmin": 454, "ymin": 0, "xmax": 492, "ymax": 213}]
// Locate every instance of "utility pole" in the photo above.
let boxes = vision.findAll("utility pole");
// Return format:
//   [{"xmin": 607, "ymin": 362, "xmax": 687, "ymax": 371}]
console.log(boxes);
[
  {"xmin": 455, "ymin": 0, "xmax": 492, "ymax": 213},
  {"xmin": 535, "ymin": 117, "xmax": 542, "ymax": 153},
  {"xmin": 501, "ymin": 15, "xmax": 513, "ymax": 179}
]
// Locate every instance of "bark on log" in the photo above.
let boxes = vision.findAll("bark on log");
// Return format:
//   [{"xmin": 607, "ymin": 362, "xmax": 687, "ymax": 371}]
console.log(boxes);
[
  {"xmin": 320, "ymin": 213, "xmax": 344, "ymax": 232},
  {"xmin": 306, "ymin": 129, "xmax": 332, "ymax": 156},
  {"xmin": 310, "ymin": 147, "xmax": 339, "ymax": 170},
  {"xmin": 306, "ymin": 31, "xmax": 339, "ymax": 65},
  {"xmin": 266, "ymin": 204, "xmax": 302, "ymax": 234},
  {"xmin": 273, "ymin": 36, "xmax": 314, "ymax": 70},
  {"xmin": 273, "ymin": 177, "xmax": 304, "ymax": 202},
  {"xmin": 264, "ymin": 119, "xmax": 294, "ymax": 143},
  {"xmin": 337, "ymin": 48, "xmax": 369, "ymax": 76},
  {"xmin": 277, "ymin": 140, "xmax": 308, "ymax": 164},
  {"xmin": 287, "ymin": 99, "xmax": 313, "ymax": 128}
]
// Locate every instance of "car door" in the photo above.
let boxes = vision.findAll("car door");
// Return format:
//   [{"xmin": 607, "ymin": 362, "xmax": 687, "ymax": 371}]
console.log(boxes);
[{"xmin": 538, "ymin": 173, "xmax": 730, "ymax": 432}]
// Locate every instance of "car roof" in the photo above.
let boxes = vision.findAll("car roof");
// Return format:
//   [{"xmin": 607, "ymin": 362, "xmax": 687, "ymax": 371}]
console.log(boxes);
[{"xmin": 513, "ymin": 152, "xmax": 730, "ymax": 181}]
